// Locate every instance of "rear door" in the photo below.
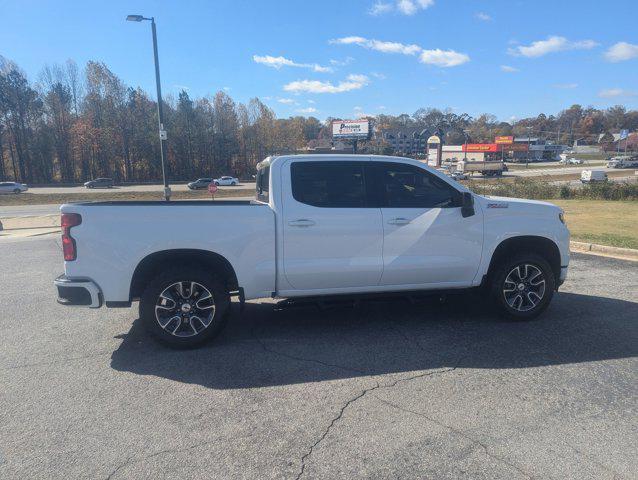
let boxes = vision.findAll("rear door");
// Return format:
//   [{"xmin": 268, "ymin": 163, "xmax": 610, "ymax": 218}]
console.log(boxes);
[
  {"xmin": 281, "ymin": 159, "xmax": 383, "ymax": 290},
  {"xmin": 368, "ymin": 161, "xmax": 483, "ymax": 287}
]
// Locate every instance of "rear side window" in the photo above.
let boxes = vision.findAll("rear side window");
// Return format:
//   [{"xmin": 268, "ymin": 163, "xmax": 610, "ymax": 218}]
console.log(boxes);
[
  {"xmin": 291, "ymin": 162, "xmax": 366, "ymax": 208},
  {"xmin": 256, "ymin": 165, "xmax": 270, "ymax": 203},
  {"xmin": 372, "ymin": 162, "xmax": 459, "ymax": 208}
]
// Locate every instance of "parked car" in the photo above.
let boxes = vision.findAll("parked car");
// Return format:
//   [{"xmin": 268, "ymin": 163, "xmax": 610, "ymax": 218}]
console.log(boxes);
[
  {"xmin": 213, "ymin": 176, "xmax": 239, "ymax": 186},
  {"xmin": 606, "ymin": 155, "xmax": 638, "ymax": 169},
  {"xmin": 55, "ymin": 155, "xmax": 570, "ymax": 347},
  {"xmin": 559, "ymin": 156, "xmax": 583, "ymax": 165},
  {"xmin": 0, "ymin": 181, "xmax": 28, "ymax": 194},
  {"xmin": 84, "ymin": 178, "xmax": 113, "ymax": 189},
  {"xmin": 449, "ymin": 171, "xmax": 468, "ymax": 181},
  {"xmin": 187, "ymin": 178, "xmax": 213, "ymax": 190},
  {"xmin": 581, "ymin": 170, "xmax": 608, "ymax": 183}
]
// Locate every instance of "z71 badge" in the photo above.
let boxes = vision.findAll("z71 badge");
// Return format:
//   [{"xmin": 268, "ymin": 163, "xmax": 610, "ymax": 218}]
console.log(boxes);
[{"xmin": 487, "ymin": 203, "xmax": 509, "ymax": 209}]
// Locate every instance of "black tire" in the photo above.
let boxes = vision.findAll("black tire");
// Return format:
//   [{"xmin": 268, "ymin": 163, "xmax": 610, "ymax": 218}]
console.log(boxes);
[
  {"xmin": 231, "ymin": 181, "xmax": 237, "ymax": 186},
  {"xmin": 490, "ymin": 253, "xmax": 555, "ymax": 320},
  {"xmin": 139, "ymin": 266, "xmax": 231, "ymax": 348},
  {"xmin": 13, "ymin": 188, "xmax": 20, "ymax": 194}
]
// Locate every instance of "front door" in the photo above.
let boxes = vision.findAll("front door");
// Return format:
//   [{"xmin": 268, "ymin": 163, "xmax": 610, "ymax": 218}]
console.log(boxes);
[
  {"xmin": 368, "ymin": 161, "xmax": 483, "ymax": 287},
  {"xmin": 281, "ymin": 159, "xmax": 383, "ymax": 291}
]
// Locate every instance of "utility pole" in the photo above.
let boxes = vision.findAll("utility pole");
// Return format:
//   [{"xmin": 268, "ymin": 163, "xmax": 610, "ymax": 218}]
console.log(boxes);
[
  {"xmin": 127, "ymin": 14, "xmax": 171, "ymax": 201},
  {"xmin": 526, "ymin": 126, "xmax": 532, "ymax": 168}
]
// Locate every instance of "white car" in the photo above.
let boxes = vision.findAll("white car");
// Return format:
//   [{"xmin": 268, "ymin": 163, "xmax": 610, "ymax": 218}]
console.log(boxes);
[
  {"xmin": 0, "ymin": 181, "xmax": 28, "ymax": 194},
  {"xmin": 55, "ymin": 155, "xmax": 570, "ymax": 347},
  {"xmin": 213, "ymin": 176, "xmax": 239, "ymax": 186},
  {"xmin": 581, "ymin": 170, "xmax": 608, "ymax": 183}
]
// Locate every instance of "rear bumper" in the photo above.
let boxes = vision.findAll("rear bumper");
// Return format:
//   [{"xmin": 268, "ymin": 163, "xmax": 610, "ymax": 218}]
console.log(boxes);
[{"xmin": 54, "ymin": 275, "xmax": 102, "ymax": 308}]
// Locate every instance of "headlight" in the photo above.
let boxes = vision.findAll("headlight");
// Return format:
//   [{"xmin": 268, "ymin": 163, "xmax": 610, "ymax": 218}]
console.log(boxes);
[{"xmin": 559, "ymin": 212, "xmax": 566, "ymax": 224}]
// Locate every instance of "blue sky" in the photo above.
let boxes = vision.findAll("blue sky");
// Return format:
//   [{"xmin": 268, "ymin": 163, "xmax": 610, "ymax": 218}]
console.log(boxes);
[{"xmin": 1, "ymin": 0, "xmax": 637, "ymax": 121}]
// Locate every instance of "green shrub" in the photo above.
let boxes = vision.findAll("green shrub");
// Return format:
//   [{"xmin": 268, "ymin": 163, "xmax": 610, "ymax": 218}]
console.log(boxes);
[{"xmin": 466, "ymin": 178, "xmax": 638, "ymax": 201}]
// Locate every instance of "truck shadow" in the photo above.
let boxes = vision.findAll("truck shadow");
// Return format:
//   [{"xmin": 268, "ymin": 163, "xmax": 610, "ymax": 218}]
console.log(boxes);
[{"xmin": 110, "ymin": 292, "xmax": 638, "ymax": 389}]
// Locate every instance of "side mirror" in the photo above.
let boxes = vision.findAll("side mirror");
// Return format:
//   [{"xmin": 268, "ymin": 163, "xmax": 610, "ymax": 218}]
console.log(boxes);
[{"xmin": 461, "ymin": 192, "xmax": 475, "ymax": 218}]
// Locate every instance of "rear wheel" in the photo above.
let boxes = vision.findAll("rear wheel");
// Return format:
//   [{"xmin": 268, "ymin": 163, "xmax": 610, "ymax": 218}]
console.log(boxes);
[
  {"xmin": 491, "ymin": 253, "xmax": 555, "ymax": 320},
  {"xmin": 140, "ymin": 266, "xmax": 230, "ymax": 348},
  {"xmin": 13, "ymin": 188, "xmax": 20, "ymax": 194}
]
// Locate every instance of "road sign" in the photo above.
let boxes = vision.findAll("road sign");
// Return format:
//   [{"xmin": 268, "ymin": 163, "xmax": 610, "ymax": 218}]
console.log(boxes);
[{"xmin": 208, "ymin": 183, "xmax": 218, "ymax": 196}]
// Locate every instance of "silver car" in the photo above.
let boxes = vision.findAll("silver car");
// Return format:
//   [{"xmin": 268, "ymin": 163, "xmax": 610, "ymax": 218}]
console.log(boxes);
[{"xmin": 0, "ymin": 181, "xmax": 28, "ymax": 194}]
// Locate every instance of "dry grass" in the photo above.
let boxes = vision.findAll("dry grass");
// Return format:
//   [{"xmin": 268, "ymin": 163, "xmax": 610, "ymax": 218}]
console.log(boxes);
[
  {"xmin": 0, "ymin": 188, "xmax": 255, "ymax": 206},
  {"xmin": 553, "ymin": 200, "xmax": 638, "ymax": 249}
]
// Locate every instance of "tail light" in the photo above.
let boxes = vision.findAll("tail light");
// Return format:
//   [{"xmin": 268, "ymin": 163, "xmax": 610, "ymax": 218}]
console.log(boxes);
[{"xmin": 61, "ymin": 213, "xmax": 82, "ymax": 261}]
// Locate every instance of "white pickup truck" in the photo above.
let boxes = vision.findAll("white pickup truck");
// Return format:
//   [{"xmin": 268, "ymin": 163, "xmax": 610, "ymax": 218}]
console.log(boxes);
[{"xmin": 55, "ymin": 155, "xmax": 570, "ymax": 347}]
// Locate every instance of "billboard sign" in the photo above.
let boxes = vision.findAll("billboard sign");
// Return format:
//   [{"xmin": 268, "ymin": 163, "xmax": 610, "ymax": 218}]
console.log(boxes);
[
  {"xmin": 332, "ymin": 120, "xmax": 370, "ymax": 139},
  {"xmin": 495, "ymin": 135, "xmax": 514, "ymax": 144},
  {"xmin": 463, "ymin": 143, "xmax": 498, "ymax": 152},
  {"xmin": 619, "ymin": 129, "xmax": 629, "ymax": 140}
]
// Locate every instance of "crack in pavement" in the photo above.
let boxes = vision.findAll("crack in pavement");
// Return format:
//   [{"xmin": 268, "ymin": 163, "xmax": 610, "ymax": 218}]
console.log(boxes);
[
  {"xmin": 377, "ymin": 398, "xmax": 534, "ymax": 480},
  {"xmin": 294, "ymin": 363, "xmax": 462, "ymax": 480},
  {"xmin": 104, "ymin": 437, "xmax": 224, "ymax": 479}
]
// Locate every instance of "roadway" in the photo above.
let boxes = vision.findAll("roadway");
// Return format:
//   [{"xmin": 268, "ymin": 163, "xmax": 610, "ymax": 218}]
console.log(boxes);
[
  {"xmin": 0, "ymin": 236, "xmax": 636, "ymax": 479},
  {"xmin": 24, "ymin": 182, "xmax": 256, "ymax": 195}
]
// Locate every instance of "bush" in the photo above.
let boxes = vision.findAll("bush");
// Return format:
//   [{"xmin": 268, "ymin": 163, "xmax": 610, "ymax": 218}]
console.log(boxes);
[{"xmin": 466, "ymin": 178, "xmax": 638, "ymax": 201}]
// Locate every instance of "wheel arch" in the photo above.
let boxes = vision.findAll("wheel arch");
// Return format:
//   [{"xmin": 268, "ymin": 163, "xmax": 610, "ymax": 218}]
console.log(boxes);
[
  {"xmin": 485, "ymin": 235, "xmax": 561, "ymax": 286},
  {"xmin": 130, "ymin": 249, "xmax": 239, "ymax": 301}
]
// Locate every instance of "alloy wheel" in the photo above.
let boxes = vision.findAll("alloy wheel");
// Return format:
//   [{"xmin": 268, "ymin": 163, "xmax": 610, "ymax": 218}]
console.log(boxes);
[
  {"xmin": 155, "ymin": 281, "xmax": 216, "ymax": 337},
  {"xmin": 502, "ymin": 263, "xmax": 546, "ymax": 312}
]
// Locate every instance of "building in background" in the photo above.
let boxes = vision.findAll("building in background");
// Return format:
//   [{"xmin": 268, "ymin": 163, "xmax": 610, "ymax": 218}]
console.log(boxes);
[{"xmin": 378, "ymin": 129, "xmax": 431, "ymax": 156}]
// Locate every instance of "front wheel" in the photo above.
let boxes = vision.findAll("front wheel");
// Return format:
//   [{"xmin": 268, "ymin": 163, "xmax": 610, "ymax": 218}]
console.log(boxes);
[
  {"xmin": 491, "ymin": 253, "xmax": 555, "ymax": 320},
  {"xmin": 139, "ymin": 266, "xmax": 231, "ymax": 348},
  {"xmin": 13, "ymin": 188, "xmax": 21, "ymax": 194}
]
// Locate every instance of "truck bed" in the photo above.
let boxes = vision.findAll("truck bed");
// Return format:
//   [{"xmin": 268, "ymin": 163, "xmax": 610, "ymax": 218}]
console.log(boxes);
[{"xmin": 61, "ymin": 200, "xmax": 276, "ymax": 302}]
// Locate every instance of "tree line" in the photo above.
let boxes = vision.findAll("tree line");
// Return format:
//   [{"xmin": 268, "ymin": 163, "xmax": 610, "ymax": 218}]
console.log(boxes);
[{"xmin": 2, "ymin": 55, "xmax": 638, "ymax": 184}]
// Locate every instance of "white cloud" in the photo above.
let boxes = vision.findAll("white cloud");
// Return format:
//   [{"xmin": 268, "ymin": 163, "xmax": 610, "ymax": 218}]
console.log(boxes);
[
  {"xmin": 253, "ymin": 55, "xmax": 333, "ymax": 73},
  {"xmin": 476, "ymin": 12, "xmax": 492, "ymax": 21},
  {"xmin": 378, "ymin": 105, "xmax": 387, "ymax": 110},
  {"xmin": 277, "ymin": 98, "xmax": 294, "ymax": 104},
  {"xmin": 598, "ymin": 88, "xmax": 636, "ymax": 98},
  {"xmin": 297, "ymin": 107, "xmax": 317, "ymax": 114},
  {"xmin": 604, "ymin": 42, "xmax": 638, "ymax": 62},
  {"xmin": 420, "ymin": 49, "xmax": 469, "ymax": 67},
  {"xmin": 331, "ymin": 36, "xmax": 421, "ymax": 55},
  {"xmin": 331, "ymin": 36, "xmax": 469, "ymax": 67},
  {"xmin": 500, "ymin": 65, "xmax": 519, "ymax": 73},
  {"xmin": 508, "ymin": 36, "xmax": 598, "ymax": 57},
  {"xmin": 368, "ymin": 0, "xmax": 433, "ymax": 15},
  {"xmin": 553, "ymin": 83, "xmax": 578, "ymax": 89},
  {"xmin": 283, "ymin": 74, "xmax": 369, "ymax": 94},
  {"xmin": 369, "ymin": 2, "xmax": 393, "ymax": 15},
  {"xmin": 223, "ymin": 86, "xmax": 231, "ymax": 91},
  {"xmin": 329, "ymin": 57, "xmax": 354, "ymax": 66},
  {"xmin": 397, "ymin": 0, "xmax": 434, "ymax": 15},
  {"xmin": 354, "ymin": 106, "xmax": 363, "ymax": 111},
  {"xmin": 173, "ymin": 84, "xmax": 190, "ymax": 91},
  {"xmin": 371, "ymin": 72, "xmax": 387, "ymax": 79},
  {"xmin": 307, "ymin": 99, "xmax": 316, "ymax": 104}
]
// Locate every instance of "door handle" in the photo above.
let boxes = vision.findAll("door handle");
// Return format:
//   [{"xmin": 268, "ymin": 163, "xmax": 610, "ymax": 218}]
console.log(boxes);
[
  {"xmin": 288, "ymin": 219, "xmax": 316, "ymax": 227},
  {"xmin": 388, "ymin": 217, "xmax": 411, "ymax": 225}
]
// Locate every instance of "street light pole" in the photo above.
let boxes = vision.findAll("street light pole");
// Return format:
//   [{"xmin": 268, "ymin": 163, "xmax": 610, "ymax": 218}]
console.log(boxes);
[{"xmin": 127, "ymin": 15, "xmax": 171, "ymax": 201}]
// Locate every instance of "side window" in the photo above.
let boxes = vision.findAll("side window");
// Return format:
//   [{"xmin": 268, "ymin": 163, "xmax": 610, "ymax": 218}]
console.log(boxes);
[
  {"xmin": 291, "ymin": 161, "xmax": 366, "ymax": 208},
  {"xmin": 256, "ymin": 165, "xmax": 270, "ymax": 203},
  {"xmin": 374, "ymin": 162, "xmax": 459, "ymax": 208}
]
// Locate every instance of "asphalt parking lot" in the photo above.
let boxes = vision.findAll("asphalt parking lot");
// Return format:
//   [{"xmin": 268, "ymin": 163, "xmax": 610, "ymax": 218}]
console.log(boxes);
[{"xmin": 1, "ymin": 236, "xmax": 637, "ymax": 479}]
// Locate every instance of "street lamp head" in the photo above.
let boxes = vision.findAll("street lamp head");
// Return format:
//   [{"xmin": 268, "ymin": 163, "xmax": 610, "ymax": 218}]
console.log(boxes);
[{"xmin": 126, "ymin": 15, "xmax": 145, "ymax": 22}]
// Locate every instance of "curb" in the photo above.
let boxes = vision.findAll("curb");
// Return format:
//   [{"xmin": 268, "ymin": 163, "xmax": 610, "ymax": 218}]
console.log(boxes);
[{"xmin": 570, "ymin": 241, "xmax": 638, "ymax": 261}]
